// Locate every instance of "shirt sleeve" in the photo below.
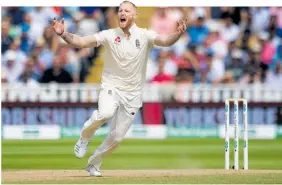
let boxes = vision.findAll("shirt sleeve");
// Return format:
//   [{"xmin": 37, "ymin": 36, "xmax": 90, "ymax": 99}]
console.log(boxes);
[
  {"xmin": 93, "ymin": 30, "xmax": 109, "ymax": 47},
  {"xmin": 145, "ymin": 29, "xmax": 158, "ymax": 47}
]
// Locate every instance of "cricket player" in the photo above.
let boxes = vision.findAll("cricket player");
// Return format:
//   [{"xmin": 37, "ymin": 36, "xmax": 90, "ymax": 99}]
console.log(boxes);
[{"xmin": 52, "ymin": 1, "xmax": 188, "ymax": 177}]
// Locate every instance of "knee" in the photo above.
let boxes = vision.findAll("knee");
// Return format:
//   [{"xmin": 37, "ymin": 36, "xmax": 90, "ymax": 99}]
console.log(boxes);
[
  {"xmin": 111, "ymin": 133, "xmax": 124, "ymax": 144},
  {"xmin": 98, "ymin": 108, "xmax": 115, "ymax": 121}
]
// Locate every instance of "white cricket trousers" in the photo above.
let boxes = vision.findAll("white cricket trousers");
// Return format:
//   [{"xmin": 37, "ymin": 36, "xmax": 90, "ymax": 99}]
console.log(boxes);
[{"xmin": 80, "ymin": 86, "xmax": 139, "ymax": 169}]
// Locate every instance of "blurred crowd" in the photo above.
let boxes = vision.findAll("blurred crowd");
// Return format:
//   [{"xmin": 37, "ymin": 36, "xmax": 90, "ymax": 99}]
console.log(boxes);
[
  {"xmin": 1, "ymin": 7, "xmax": 282, "ymax": 86},
  {"xmin": 1, "ymin": 7, "xmax": 117, "ymax": 86},
  {"xmin": 147, "ymin": 7, "xmax": 282, "ymax": 85}
]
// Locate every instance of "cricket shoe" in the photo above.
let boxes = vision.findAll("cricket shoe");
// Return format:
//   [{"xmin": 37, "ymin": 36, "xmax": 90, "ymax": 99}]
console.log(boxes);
[
  {"xmin": 74, "ymin": 138, "xmax": 90, "ymax": 159},
  {"xmin": 85, "ymin": 164, "xmax": 102, "ymax": 177}
]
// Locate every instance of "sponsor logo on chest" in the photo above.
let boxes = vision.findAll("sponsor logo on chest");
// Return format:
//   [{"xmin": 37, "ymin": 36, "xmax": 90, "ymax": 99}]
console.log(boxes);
[{"xmin": 135, "ymin": 39, "xmax": 140, "ymax": 49}]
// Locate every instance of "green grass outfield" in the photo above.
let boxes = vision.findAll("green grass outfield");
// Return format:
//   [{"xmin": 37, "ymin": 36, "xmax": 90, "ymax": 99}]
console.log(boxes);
[{"xmin": 2, "ymin": 138, "xmax": 282, "ymax": 184}]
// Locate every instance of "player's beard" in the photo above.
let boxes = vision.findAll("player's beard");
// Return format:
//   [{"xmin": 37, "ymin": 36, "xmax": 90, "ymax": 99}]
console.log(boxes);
[
  {"xmin": 119, "ymin": 16, "xmax": 134, "ymax": 29},
  {"xmin": 119, "ymin": 21, "xmax": 127, "ymax": 28}
]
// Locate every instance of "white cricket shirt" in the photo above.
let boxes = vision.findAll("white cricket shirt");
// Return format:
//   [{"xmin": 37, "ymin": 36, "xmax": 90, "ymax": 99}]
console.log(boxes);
[{"xmin": 94, "ymin": 24, "xmax": 157, "ymax": 92}]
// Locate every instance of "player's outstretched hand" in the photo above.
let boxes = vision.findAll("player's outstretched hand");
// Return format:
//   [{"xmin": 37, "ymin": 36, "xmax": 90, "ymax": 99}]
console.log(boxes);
[
  {"xmin": 52, "ymin": 17, "xmax": 65, "ymax": 36},
  {"xmin": 177, "ymin": 16, "xmax": 189, "ymax": 34}
]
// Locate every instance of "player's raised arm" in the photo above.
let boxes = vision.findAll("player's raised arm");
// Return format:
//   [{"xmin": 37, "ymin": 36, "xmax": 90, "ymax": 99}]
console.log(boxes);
[
  {"xmin": 154, "ymin": 17, "xmax": 189, "ymax": 47},
  {"xmin": 52, "ymin": 17, "xmax": 98, "ymax": 48}
]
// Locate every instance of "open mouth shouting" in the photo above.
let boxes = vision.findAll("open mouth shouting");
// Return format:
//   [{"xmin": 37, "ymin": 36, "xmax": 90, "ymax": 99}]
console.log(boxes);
[{"xmin": 120, "ymin": 18, "xmax": 127, "ymax": 23}]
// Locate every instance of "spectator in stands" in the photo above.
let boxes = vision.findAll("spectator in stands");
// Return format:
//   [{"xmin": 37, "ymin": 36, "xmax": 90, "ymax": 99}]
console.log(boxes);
[
  {"xmin": 183, "ymin": 44, "xmax": 200, "ymax": 73},
  {"xmin": 220, "ymin": 12, "xmax": 240, "ymax": 43},
  {"xmin": 196, "ymin": 64, "xmax": 209, "ymax": 83},
  {"xmin": 19, "ymin": 12, "xmax": 33, "ymax": 54},
  {"xmin": 259, "ymin": 31, "xmax": 276, "ymax": 67},
  {"xmin": 168, "ymin": 7, "xmax": 184, "ymax": 22},
  {"xmin": 230, "ymin": 8, "xmax": 243, "ymax": 25},
  {"xmin": 224, "ymin": 41, "xmax": 236, "ymax": 66},
  {"xmin": 270, "ymin": 7, "xmax": 282, "ymax": 38},
  {"xmin": 194, "ymin": 49, "xmax": 214, "ymax": 83},
  {"xmin": 175, "ymin": 70, "xmax": 195, "ymax": 84},
  {"xmin": 237, "ymin": 9, "xmax": 252, "ymax": 50},
  {"xmin": 77, "ymin": 8, "xmax": 100, "ymax": 36},
  {"xmin": 250, "ymin": 7, "xmax": 270, "ymax": 34},
  {"xmin": 30, "ymin": 48, "xmax": 47, "ymax": 79},
  {"xmin": 147, "ymin": 48, "xmax": 179, "ymax": 82},
  {"xmin": 18, "ymin": 58, "xmax": 40, "ymax": 81},
  {"xmin": 269, "ymin": 26, "xmax": 281, "ymax": 49},
  {"xmin": 205, "ymin": 49, "xmax": 225, "ymax": 84},
  {"xmin": 158, "ymin": 49, "xmax": 178, "ymax": 76},
  {"xmin": 221, "ymin": 71, "xmax": 234, "ymax": 84},
  {"xmin": 43, "ymin": 25, "xmax": 59, "ymax": 53},
  {"xmin": 4, "ymin": 38, "xmax": 27, "ymax": 65},
  {"xmin": 241, "ymin": 46, "xmax": 264, "ymax": 84},
  {"xmin": 67, "ymin": 10, "xmax": 84, "ymax": 33},
  {"xmin": 29, "ymin": 7, "xmax": 57, "ymax": 41},
  {"xmin": 104, "ymin": 7, "xmax": 119, "ymax": 29},
  {"xmin": 40, "ymin": 54, "xmax": 73, "ymax": 83},
  {"xmin": 2, "ymin": 50, "xmax": 24, "ymax": 83},
  {"xmin": 205, "ymin": 21, "xmax": 228, "ymax": 60},
  {"xmin": 61, "ymin": 7, "xmax": 79, "ymax": 31},
  {"xmin": 204, "ymin": 24, "xmax": 227, "ymax": 84},
  {"xmin": 151, "ymin": 57, "xmax": 174, "ymax": 83},
  {"xmin": 190, "ymin": 7, "xmax": 210, "ymax": 21},
  {"xmin": 81, "ymin": 7, "xmax": 106, "ymax": 31},
  {"xmin": 220, "ymin": 7, "xmax": 234, "ymax": 19},
  {"xmin": 225, "ymin": 48, "xmax": 245, "ymax": 81},
  {"xmin": 1, "ymin": 17, "xmax": 14, "ymax": 54},
  {"xmin": 6, "ymin": 7, "xmax": 25, "ymax": 25},
  {"xmin": 58, "ymin": 42, "xmax": 80, "ymax": 83},
  {"xmin": 33, "ymin": 38, "xmax": 54, "ymax": 69},
  {"xmin": 239, "ymin": 8, "xmax": 252, "ymax": 33},
  {"xmin": 17, "ymin": 60, "xmax": 40, "ymax": 101},
  {"xmin": 150, "ymin": 8, "xmax": 177, "ymax": 35},
  {"xmin": 186, "ymin": 14, "xmax": 209, "ymax": 45}
]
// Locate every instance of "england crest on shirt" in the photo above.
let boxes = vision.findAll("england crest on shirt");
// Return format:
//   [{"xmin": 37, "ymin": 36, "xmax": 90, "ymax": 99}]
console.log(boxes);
[{"xmin": 115, "ymin": 36, "xmax": 121, "ymax": 44}]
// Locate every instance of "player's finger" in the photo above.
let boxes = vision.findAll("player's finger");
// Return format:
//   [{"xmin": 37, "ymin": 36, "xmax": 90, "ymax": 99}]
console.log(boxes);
[
  {"xmin": 179, "ymin": 25, "xmax": 183, "ymax": 33},
  {"xmin": 180, "ymin": 23, "xmax": 185, "ymax": 32},
  {"xmin": 62, "ymin": 18, "xmax": 65, "ymax": 25},
  {"xmin": 182, "ymin": 20, "xmax": 186, "ymax": 27},
  {"xmin": 52, "ymin": 17, "xmax": 56, "ymax": 26},
  {"xmin": 177, "ymin": 27, "xmax": 181, "ymax": 34},
  {"xmin": 182, "ymin": 25, "xmax": 185, "ymax": 32},
  {"xmin": 185, "ymin": 16, "xmax": 189, "ymax": 23},
  {"xmin": 178, "ymin": 23, "xmax": 183, "ymax": 29},
  {"xmin": 182, "ymin": 21, "xmax": 186, "ymax": 29}
]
